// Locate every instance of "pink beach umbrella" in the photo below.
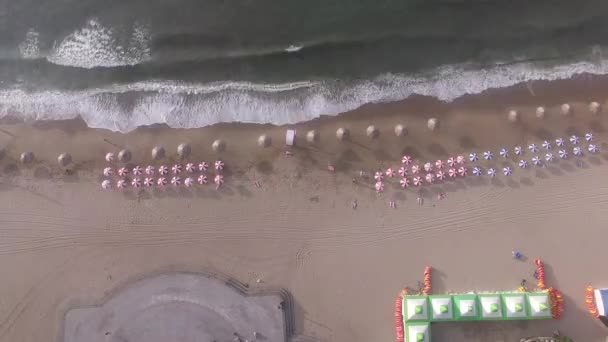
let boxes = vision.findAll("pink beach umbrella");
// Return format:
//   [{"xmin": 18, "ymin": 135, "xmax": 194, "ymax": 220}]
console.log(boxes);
[
  {"xmin": 103, "ymin": 167, "xmax": 113, "ymax": 177},
  {"xmin": 185, "ymin": 163, "xmax": 196, "ymax": 173},
  {"xmin": 157, "ymin": 177, "xmax": 167, "ymax": 187},
  {"xmin": 158, "ymin": 165, "xmax": 169, "ymax": 175},
  {"xmin": 411, "ymin": 164, "xmax": 421, "ymax": 174},
  {"xmin": 214, "ymin": 160, "xmax": 224, "ymax": 172},
  {"xmin": 374, "ymin": 171, "xmax": 384, "ymax": 181},
  {"xmin": 131, "ymin": 178, "xmax": 141, "ymax": 188},
  {"xmin": 199, "ymin": 161, "xmax": 209, "ymax": 172},
  {"xmin": 105, "ymin": 152, "xmax": 115, "ymax": 163},
  {"xmin": 375, "ymin": 181, "xmax": 385, "ymax": 193},
  {"xmin": 436, "ymin": 170, "xmax": 446, "ymax": 181},
  {"xmin": 145, "ymin": 165, "xmax": 155, "ymax": 175},
  {"xmin": 214, "ymin": 174, "xmax": 224, "ymax": 188},
  {"xmin": 400, "ymin": 177, "xmax": 410, "ymax": 188},
  {"xmin": 198, "ymin": 174, "xmax": 208, "ymax": 185},
  {"xmin": 412, "ymin": 176, "xmax": 422, "ymax": 186},
  {"xmin": 401, "ymin": 155, "xmax": 412, "ymax": 165},
  {"xmin": 448, "ymin": 168, "xmax": 457, "ymax": 178},
  {"xmin": 116, "ymin": 179, "xmax": 127, "ymax": 189},
  {"xmin": 101, "ymin": 180, "xmax": 111, "ymax": 190},
  {"xmin": 171, "ymin": 176, "xmax": 181, "ymax": 186},
  {"xmin": 118, "ymin": 167, "xmax": 128, "ymax": 177},
  {"xmin": 172, "ymin": 164, "xmax": 182, "ymax": 174},
  {"xmin": 425, "ymin": 173, "xmax": 435, "ymax": 184},
  {"xmin": 435, "ymin": 159, "xmax": 444, "ymax": 170},
  {"xmin": 398, "ymin": 166, "xmax": 408, "ymax": 177},
  {"xmin": 184, "ymin": 177, "xmax": 194, "ymax": 187},
  {"xmin": 447, "ymin": 157, "xmax": 456, "ymax": 167},
  {"xmin": 385, "ymin": 168, "xmax": 396, "ymax": 178},
  {"xmin": 456, "ymin": 155, "xmax": 465, "ymax": 164},
  {"xmin": 423, "ymin": 162, "xmax": 433, "ymax": 172},
  {"xmin": 458, "ymin": 166, "xmax": 467, "ymax": 177},
  {"xmin": 132, "ymin": 166, "xmax": 143, "ymax": 176},
  {"xmin": 143, "ymin": 178, "xmax": 154, "ymax": 187}
]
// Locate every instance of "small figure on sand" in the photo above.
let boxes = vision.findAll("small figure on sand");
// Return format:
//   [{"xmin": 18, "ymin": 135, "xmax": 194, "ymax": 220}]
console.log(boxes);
[{"xmin": 512, "ymin": 251, "xmax": 522, "ymax": 260}]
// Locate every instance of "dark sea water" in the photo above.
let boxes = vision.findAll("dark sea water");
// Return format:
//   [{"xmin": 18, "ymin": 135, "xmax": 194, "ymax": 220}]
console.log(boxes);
[{"xmin": 2, "ymin": 0, "xmax": 608, "ymax": 131}]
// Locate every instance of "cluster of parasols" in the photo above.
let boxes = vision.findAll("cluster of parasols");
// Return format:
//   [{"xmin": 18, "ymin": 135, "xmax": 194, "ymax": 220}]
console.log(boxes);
[
  {"xmin": 373, "ymin": 133, "xmax": 598, "ymax": 193},
  {"xmin": 100, "ymin": 152, "xmax": 226, "ymax": 190}
]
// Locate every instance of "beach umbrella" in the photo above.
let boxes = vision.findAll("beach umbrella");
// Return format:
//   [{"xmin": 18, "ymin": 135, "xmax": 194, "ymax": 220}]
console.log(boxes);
[
  {"xmin": 427, "ymin": 118, "xmax": 439, "ymax": 131},
  {"xmin": 542, "ymin": 141, "xmax": 552, "ymax": 150},
  {"xmin": 411, "ymin": 164, "xmax": 420, "ymax": 174},
  {"xmin": 589, "ymin": 101, "xmax": 601, "ymax": 114},
  {"xmin": 402, "ymin": 155, "xmax": 412, "ymax": 165},
  {"xmin": 214, "ymin": 160, "xmax": 224, "ymax": 172},
  {"xmin": 101, "ymin": 180, "xmax": 111, "ymax": 190},
  {"xmin": 514, "ymin": 146, "xmax": 523, "ymax": 156},
  {"xmin": 198, "ymin": 174, "xmax": 208, "ymax": 185},
  {"xmin": 306, "ymin": 130, "xmax": 319, "ymax": 144},
  {"xmin": 145, "ymin": 165, "xmax": 155, "ymax": 175},
  {"xmin": 400, "ymin": 177, "xmax": 410, "ymax": 188},
  {"xmin": 570, "ymin": 135, "xmax": 579, "ymax": 145},
  {"xmin": 103, "ymin": 167, "xmax": 113, "ymax": 177},
  {"xmin": 385, "ymin": 168, "xmax": 396, "ymax": 178},
  {"xmin": 425, "ymin": 173, "xmax": 435, "ymax": 184},
  {"xmin": 573, "ymin": 146, "xmax": 583, "ymax": 156},
  {"xmin": 143, "ymin": 178, "xmax": 154, "ymax": 187},
  {"xmin": 585, "ymin": 133, "xmax": 593, "ymax": 142},
  {"xmin": 423, "ymin": 162, "xmax": 433, "ymax": 172},
  {"xmin": 374, "ymin": 171, "xmax": 384, "ymax": 181},
  {"xmin": 366, "ymin": 125, "xmax": 379, "ymax": 139},
  {"xmin": 499, "ymin": 148, "xmax": 509, "ymax": 158},
  {"xmin": 456, "ymin": 155, "xmax": 465, "ymax": 164},
  {"xmin": 20, "ymin": 152, "xmax": 34, "ymax": 164},
  {"xmin": 171, "ymin": 176, "xmax": 181, "ymax": 186},
  {"xmin": 412, "ymin": 176, "xmax": 422, "ymax": 186},
  {"xmin": 184, "ymin": 177, "xmax": 194, "ymax": 187},
  {"xmin": 336, "ymin": 127, "xmax": 350, "ymax": 141},
  {"xmin": 199, "ymin": 161, "xmax": 209, "ymax": 172},
  {"xmin": 508, "ymin": 110, "xmax": 518, "ymax": 122},
  {"xmin": 487, "ymin": 168, "xmax": 496, "ymax": 177},
  {"xmin": 588, "ymin": 144, "xmax": 599, "ymax": 153},
  {"xmin": 555, "ymin": 138, "xmax": 565, "ymax": 147},
  {"xmin": 157, "ymin": 177, "xmax": 167, "ymax": 187},
  {"xmin": 435, "ymin": 159, "xmax": 444, "ymax": 169},
  {"xmin": 172, "ymin": 164, "xmax": 182, "ymax": 174},
  {"xmin": 258, "ymin": 134, "xmax": 272, "ymax": 148},
  {"xmin": 536, "ymin": 106, "xmax": 545, "ymax": 119},
  {"xmin": 177, "ymin": 143, "xmax": 191, "ymax": 159},
  {"xmin": 503, "ymin": 166, "xmax": 512, "ymax": 176},
  {"xmin": 448, "ymin": 168, "xmax": 457, "ymax": 178},
  {"xmin": 528, "ymin": 143, "xmax": 539, "ymax": 153},
  {"xmin": 151, "ymin": 146, "xmax": 165, "ymax": 160},
  {"xmin": 132, "ymin": 166, "xmax": 143, "ymax": 176},
  {"xmin": 116, "ymin": 179, "xmax": 127, "ymax": 189},
  {"xmin": 436, "ymin": 170, "xmax": 446, "ymax": 180},
  {"xmin": 532, "ymin": 156, "xmax": 542, "ymax": 166},
  {"xmin": 558, "ymin": 149, "xmax": 568, "ymax": 159},
  {"xmin": 458, "ymin": 166, "xmax": 467, "ymax": 177},
  {"xmin": 131, "ymin": 178, "xmax": 141, "ymax": 188},
  {"xmin": 545, "ymin": 153, "xmax": 554, "ymax": 162},
  {"xmin": 519, "ymin": 160, "xmax": 529, "ymax": 168},
  {"xmin": 398, "ymin": 166, "xmax": 407, "ymax": 177},
  {"xmin": 57, "ymin": 153, "xmax": 72, "ymax": 167},
  {"xmin": 469, "ymin": 152, "xmax": 478, "ymax": 162},
  {"xmin": 105, "ymin": 152, "xmax": 115, "ymax": 163},
  {"xmin": 483, "ymin": 151, "xmax": 493, "ymax": 160},
  {"xmin": 118, "ymin": 167, "xmax": 128, "ymax": 177},
  {"xmin": 212, "ymin": 139, "xmax": 226, "ymax": 152},
  {"xmin": 185, "ymin": 163, "xmax": 196, "ymax": 173},
  {"xmin": 472, "ymin": 166, "xmax": 482, "ymax": 176},
  {"xmin": 561, "ymin": 103, "xmax": 571, "ymax": 115},
  {"xmin": 118, "ymin": 149, "xmax": 131, "ymax": 163},
  {"xmin": 158, "ymin": 165, "xmax": 169, "ymax": 175},
  {"xmin": 394, "ymin": 124, "xmax": 407, "ymax": 137},
  {"xmin": 447, "ymin": 157, "xmax": 456, "ymax": 167},
  {"xmin": 375, "ymin": 181, "xmax": 385, "ymax": 192}
]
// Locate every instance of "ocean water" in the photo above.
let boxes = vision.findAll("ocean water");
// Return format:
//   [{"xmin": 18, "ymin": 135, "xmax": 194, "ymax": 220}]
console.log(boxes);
[{"xmin": 2, "ymin": 0, "xmax": 608, "ymax": 131}]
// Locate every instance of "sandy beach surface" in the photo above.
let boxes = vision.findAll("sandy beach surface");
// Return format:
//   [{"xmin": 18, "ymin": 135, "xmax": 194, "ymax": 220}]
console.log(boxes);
[{"xmin": 1, "ymin": 75, "xmax": 608, "ymax": 342}]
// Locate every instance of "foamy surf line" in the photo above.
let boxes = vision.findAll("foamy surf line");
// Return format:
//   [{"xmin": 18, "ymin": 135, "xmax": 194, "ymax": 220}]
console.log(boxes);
[{"xmin": 1, "ymin": 59, "xmax": 608, "ymax": 132}]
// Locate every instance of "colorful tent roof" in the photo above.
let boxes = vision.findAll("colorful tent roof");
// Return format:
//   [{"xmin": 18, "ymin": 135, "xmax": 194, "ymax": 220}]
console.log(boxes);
[
  {"xmin": 503, "ymin": 294, "xmax": 527, "ymax": 319},
  {"xmin": 404, "ymin": 296, "xmax": 429, "ymax": 321},
  {"xmin": 453, "ymin": 294, "xmax": 479, "ymax": 320},
  {"xmin": 594, "ymin": 288, "xmax": 608, "ymax": 317},
  {"xmin": 429, "ymin": 296, "xmax": 453, "ymax": 321},
  {"xmin": 406, "ymin": 322, "xmax": 430, "ymax": 342},
  {"xmin": 479, "ymin": 295, "xmax": 503, "ymax": 319},
  {"xmin": 528, "ymin": 293, "xmax": 552, "ymax": 318}
]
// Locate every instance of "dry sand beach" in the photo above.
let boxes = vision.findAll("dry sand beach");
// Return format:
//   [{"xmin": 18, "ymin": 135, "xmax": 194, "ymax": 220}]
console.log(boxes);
[{"xmin": 1, "ymin": 75, "xmax": 608, "ymax": 341}]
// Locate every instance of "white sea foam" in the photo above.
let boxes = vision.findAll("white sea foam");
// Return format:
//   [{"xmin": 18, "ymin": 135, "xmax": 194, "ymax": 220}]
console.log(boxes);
[
  {"xmin": 46, "ymin": 18, "xmax": 150, "ymax": 68},
  {"xmin": 1, "ymin": 58, "xmax": 608, "ymax": 132}
]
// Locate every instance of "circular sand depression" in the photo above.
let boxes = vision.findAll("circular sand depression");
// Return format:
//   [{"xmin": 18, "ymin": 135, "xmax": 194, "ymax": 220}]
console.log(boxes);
[{"xmin": 62, "ymin": 273, "xmax": 286, "ymax": 342}]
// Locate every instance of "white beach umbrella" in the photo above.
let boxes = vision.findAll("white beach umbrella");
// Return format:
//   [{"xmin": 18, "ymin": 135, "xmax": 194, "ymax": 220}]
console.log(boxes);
[
  {"xmin": 101, "ymin": 180, "xmax": 111, "ymax": 190},
  {"xmin": 531, "ymin": 156, "xmax": 542, "ymax": 166},
  {"xmin": 469, "ymin": 153, "xmax": 478, "ymax": 162},
  {"xmin": 131, "ymin": 178, "xmax": 141, "ymax": 188},
  {"xmin": 570, "ymin": 135, "xmax": 579, "ymax": 145},
  {"xmin": 558, "ymin": 149, "xmax": 568, "ymax": 159},
  {"xmin": 483, "ymin": 151, "xmax": 493, "ymax": 160},
  {"xmin": 561, "ymin": 103, "xmax": 571, "ymax": 115},
  {"xmin": 555, "ymin": 138, "xmax": 565, "ymax": 147},
  {"xmin": 508, "ymin": 110, "xmax": 518, "ymax": 122},
  {"xmin": 472, "ymin": 167, "xmax": 482, "ymax": 176},
  {"xmin": 528, "ymin": 143, "xmax": 538, "ymax": 153},
  {"xmin": 519, "ymin": 160, "xmax": 529, "ymax": 168},
  {"xmin": 499, "ymin": 148, "xmax": 509, "ymax": 158},
  {"xmin": 542, "ymin": 141, "xmax": 552, "ymax": 150},
  {"xmin": 514, "ymin": 146, "xmax": 523, "ymax": 156},
  {"xmin": 177, "ymin": 143, "xmax": 191, "ymax": 159},
  {"xmin": 394, "ymin": 124, "xmax": 407, "ymax": 137},
  {"xmin": 487, "ymin": 168, "xmax": 496, "ymax": 177},
  {"xmin": 116, "ymin": 179, "xmax": 127, "ymax": 189},
  {"xmin": 20, "ymin": 152, "xmax": 34, "ymax": 164},
  {"xmin": 57, "ymin": 153, "xmax": 72, "ymax": 167},
  {"xmin": 456, "ymin": 155, "xmax": 465, "ymax": 164},
  {"xmin": 427, "ymin": 118, "xmax": 439, "ymax": 131},
  {"xmin": 214, "ymin": 160, "xmax": 224, "ymax": 172},
  {"xmin": 212, "ymin": 139, "xmax": 226, "ymax": 152},
  {"xmin": 585, "ymin": 133, "xmax": 593, "ymax": 142},
  {"xmin": 336, "ymin": 127, "xmax": 350, "ymax": 141},
  {"xmin": 366, "ymin": 125, "xmax": 379, "ymax": 139},
  {"xmin": 375, "ymin": 181, "xmax": 385, "ymax": 192},
  {"xmin": 573, "ymin": 146, "xmax": 583, "ymax": 156},
  {"xmin": 503, "ymin": 166, "xmax": 513, "ymax": 176},
  {"xmin": 536, "ymin": 106, "xmax": 545, "ymax": 119},
  {"xmin": 423, "ymin": 162, "xmax": 433, "ymax": 172},
  {"xmin": 118, "ymin": 149, "xmax": 131, "ymax": 163},
  {"xmin": 132, "ymin": 165, "xmax": 143, "ymax": 176},
  {"xmin": 545, "ymin": 153, "xmax": 554, "ymax": 162},
  {"xmin": 184, "ymin": 177, "xmax": 194, "ymax": 187},
  {"xmin": 143, "ymin": 178, "xmax": 154, "ymax": 187},
  {"xmin": 588, "ymin": 144, "xmax": 599, "ymax": 153},
  {"xmin": 425, "ymin": 173, "xmax": 435, "ymax": 184},
  {"xmin": 151, "ymin": 146, "xmax": 165, "ymax": 160}
]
